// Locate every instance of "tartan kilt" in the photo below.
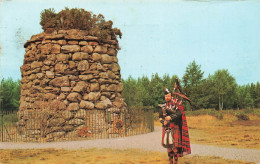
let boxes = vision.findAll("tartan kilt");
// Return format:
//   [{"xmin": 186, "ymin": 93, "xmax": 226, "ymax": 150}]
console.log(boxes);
[{"xmin": 162, "ymin": 123, "xmax": 182, "ymax": 148}]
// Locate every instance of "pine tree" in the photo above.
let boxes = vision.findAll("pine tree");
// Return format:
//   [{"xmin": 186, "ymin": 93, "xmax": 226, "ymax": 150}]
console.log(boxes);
[
  {"xmin": 244, "ymin": 92, "xmax": 254, "ymax": 109},
  {"xmin": 148, "ymin": 73, "xmax": 164, "ymax": 107},
  {"xmin": 138, "ymin": 76, "xmax": 150, "ymax": 106},
  {"xmin": 182, "ymin": 60, "xmax": 204, "ymax": 110},
  {"xmin": 255, "ymin": 82, "xmax": 260, "ymax": 108}
]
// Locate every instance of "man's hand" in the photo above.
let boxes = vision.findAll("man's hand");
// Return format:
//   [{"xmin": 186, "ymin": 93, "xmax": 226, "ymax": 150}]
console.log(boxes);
[
  {"xmin": 164, "ymin": 120, "xmax": 168, "ymax": 126},
  {"xmin": 165, "ymin": 116, "xmax": 171, "ymax": 121},
  {"xmin": 159, "ymin": 118, "xmax": 164, "ymax": 124}
]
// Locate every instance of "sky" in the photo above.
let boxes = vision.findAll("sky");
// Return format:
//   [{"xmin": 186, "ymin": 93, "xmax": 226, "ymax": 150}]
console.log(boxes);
[{"xmin": 0, "ymin": 0, "xmax": 260, "ymax": 85}]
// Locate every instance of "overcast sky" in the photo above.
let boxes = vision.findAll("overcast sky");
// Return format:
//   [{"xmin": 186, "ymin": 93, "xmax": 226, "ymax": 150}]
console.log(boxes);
[{"xmin": 0, "ymin": 0, "xmax": 260, "ymax": 85}]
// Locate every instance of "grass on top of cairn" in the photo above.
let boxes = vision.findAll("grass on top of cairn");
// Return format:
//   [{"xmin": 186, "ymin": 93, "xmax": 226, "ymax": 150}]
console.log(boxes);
[{"xmin": 0, "ymin": 148, "xmax": 254, "ymax": 164}]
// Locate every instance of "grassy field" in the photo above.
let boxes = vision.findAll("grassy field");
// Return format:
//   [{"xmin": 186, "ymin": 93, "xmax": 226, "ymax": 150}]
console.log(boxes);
[
  {"xmin": 0, "ymin": 148, "xmax": 254, "ymax": 164},
  {"xmin": 0, "ymin": 109, "xmax": 259, "ymax": 163},
  {"xmin": 187, "ymin": 114, "xmax": 260, "ymax": 149},
  {"xmin": 155, "ymin": 109, "xmax": 260, "ymax": 149}
]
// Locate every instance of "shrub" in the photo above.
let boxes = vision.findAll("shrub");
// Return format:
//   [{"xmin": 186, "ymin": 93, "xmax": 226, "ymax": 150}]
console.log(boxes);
[
  {"xmin": 235, "ymin": 112, "xmax": 250, "ymax": 121},
  {"xmin": 40, "ymin": 7, "xmax": 122, "ymax": 41},
  {"xmin": 215, "ymin": 112, "xmax": 223, "ymax": 120}
]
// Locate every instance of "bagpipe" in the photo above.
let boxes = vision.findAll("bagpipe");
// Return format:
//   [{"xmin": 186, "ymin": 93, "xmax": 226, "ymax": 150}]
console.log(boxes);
[{"xmin": 159, "ymin": 78, "xmax": 192, "ymax": 126}]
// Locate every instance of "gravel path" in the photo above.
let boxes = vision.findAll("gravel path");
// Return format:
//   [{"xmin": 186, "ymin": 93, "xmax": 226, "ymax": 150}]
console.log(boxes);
[{"xmin": 0, "ymin": 127, "xmax": 259, "ymax": 163}]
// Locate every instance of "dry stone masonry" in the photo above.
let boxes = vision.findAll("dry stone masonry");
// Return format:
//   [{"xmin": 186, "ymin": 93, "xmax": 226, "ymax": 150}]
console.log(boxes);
[{"xmin": 18, "ymin": 29, "xmax": 127, "ymax": 141}]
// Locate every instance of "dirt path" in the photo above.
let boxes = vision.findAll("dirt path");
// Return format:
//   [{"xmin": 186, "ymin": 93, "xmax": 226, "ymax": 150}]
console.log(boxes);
[{"xmin": 0, "ymin": 127, "xmax": 259, "ymax": 163}]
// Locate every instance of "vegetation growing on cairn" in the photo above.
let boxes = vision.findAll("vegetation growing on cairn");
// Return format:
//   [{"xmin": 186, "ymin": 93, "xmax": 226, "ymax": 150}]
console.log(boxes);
[{"xmin": 40, "ymin": 8, "xmax": 122, "ymax": 40}]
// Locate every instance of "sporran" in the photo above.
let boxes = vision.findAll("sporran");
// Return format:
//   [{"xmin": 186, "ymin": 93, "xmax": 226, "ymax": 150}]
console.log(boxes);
[{"xmin": 162, "ymin": 127, "xmax": 175, "ymax": 148}]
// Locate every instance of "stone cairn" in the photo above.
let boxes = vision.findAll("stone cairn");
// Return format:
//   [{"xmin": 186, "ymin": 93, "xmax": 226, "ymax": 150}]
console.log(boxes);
[{"xmin": 18, "ymin": 29, "xmax": 127, "ymax": 141}]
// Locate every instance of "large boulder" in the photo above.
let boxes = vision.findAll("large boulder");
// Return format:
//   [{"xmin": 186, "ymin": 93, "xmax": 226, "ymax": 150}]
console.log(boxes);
[
  {"xmin": 57, "ymin": 53, "xmax": 69, "ymax": 62},
  {"xmin": 61, "ymin": 45, "xmax": 80, "ymax": 53},
  {"xmin": 49, "ymin": 76, "xmax": 70, "ymax": 87},
  {"xmin": 77, "ymin": 60, "xmax": 89, "ymax": 71},
  {"xmin": 94, "ymin": 45, "xmax": 107, "ymax": 53},
  {"xmin": 101, "ymin": 54, "xmax": 113, "ymax": 64},
  {"xmin": 61, "ymin": 87, "xmax": 71, "ymax": 92},
  {"xmin": 79, "ymin": 100, "xmax": 94, "ymax": 109},
  {"xmin": 88, "ymin": 92, "xmax": 101, "ymax": 101},
  {"xmin": 62, "ymin": 110, "xmax": 74, "ymax": 120},
  {"xmin": 79, "ymin": 74, "xmax": 94, "ymax": 81},
  {"xmin": 55, "ymin": 63, "xmax": 68, "ymax": 73},
  {"xmin": 73, "ymin": 81, "xmax": 88, "ymax": 93},
  {"xmin": 92, "ymin": 53, "xmax": 101, "ymax": 61},
  {"xmin": 43, "ymin": 93, "xmax": 57, "ymax": 100},
  {"xmin": 50, "ymin": 100, "xmax": 67, "ymax": 110},
  {"xmin": 67, "ymin": 103, "xmax": 80, "ymax": 111},
  {"xmin": 111, "ymin": 63, "xmax": 120, "ymax": 72},
  {"xmin": 107, "ymin": 48, "xmax": 117, "ymax": 56},
  {"xmin": 67, "ymin": 92, "xmax": 82, "ymax": 102},
  {"xmin": 72, "ymin": 52, "xmax": 82, "ymax": 61},
  {"xmin": 95, "ymin": 98, "xmax": 112, "ymax": 109},
  {"xmin": 90, "ymin": 83, "xmax": 100, "ymax": 92},
  {"xmin": 99, "ymin": 72, "xmax": 109, "ymax": 79},
  {"xmin": 51, "ymin": 44, "xmax": 61, "ymax": 54},
  {"xmin": 46, "ymin": 71, "xmax": 55, "ymax": 79},
  {"xmin": 31, "ymin": 61, "xmax": 43, "ymax": 69},
  {"xmin": 41, "ymin": 44, "xmax": 52, "ymax": 54},
  {"xmin": 81, "ymin": 45, "xmax": 93, "ymax": 53}
]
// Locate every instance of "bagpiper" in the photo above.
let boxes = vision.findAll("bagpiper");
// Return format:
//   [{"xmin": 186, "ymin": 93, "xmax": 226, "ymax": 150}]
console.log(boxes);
[{"xmin": 159, "ymin": 78, "xmax": 191, "ymax": 164}]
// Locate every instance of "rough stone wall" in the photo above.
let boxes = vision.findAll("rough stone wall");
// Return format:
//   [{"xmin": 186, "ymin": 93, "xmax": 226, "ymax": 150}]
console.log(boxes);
[{"xmin": 18, "ymin": 29, "xmax": 127, "ymax": 141}]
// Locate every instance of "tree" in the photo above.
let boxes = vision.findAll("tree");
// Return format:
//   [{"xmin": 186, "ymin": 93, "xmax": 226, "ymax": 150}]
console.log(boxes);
[
  {"xmin": 148, "ymin": 73, "xmax": 164, "ymax": 107},
  {"xmin": 137, "ymin": 76, "xmax": 150, "ymax": 106},
  {"xmin": 244, "ymin": 92, "xmax": 254, "ymax": 109},
  {"xmin": 236, "ymin": 85, "xmax": 246, "ymax": 109},
  {"xmin": 122, "ymin": 76, "xmax": 143, "ymax": 107},
  {"xmin": 182, "ymin": 60, "xmax": 204, "ymax": 110},
  {"xmin": 197, "ymin": 75, "xmax": 216, "ymax": 109},
  {"xmin": 0, "ymin": 78, "xmax": 21, "ymax": 111},
  {"xmin": 255, "ymin": 82, "xmax": 260, "ymax": 108},
  {"xmin": 162, "ymin": 74, "xmax": 179, "ymax": 93},
  {"xmin": 236, "ymin": 82, "xmax": 260, "ymax": 109},
  {"xmin": 182, "ymin": 60, "xmax": 204, "ymax": 89},
  {"xmin": 212, "ymin": 69, "xmax": 237, "ymax": 110},
  {"xmin": 162, "ymin": 74, "xmax": 171, "ymax": 90}
]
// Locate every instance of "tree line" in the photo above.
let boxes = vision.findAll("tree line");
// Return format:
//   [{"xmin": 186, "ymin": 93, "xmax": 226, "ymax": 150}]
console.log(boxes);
[
  {"xmin": 123, "ymin": 61, "xmax": 260, "ymax": 111},
  {"xmin": 0, "ymin": 60, "xmax": 259, "ymax": 111}
]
